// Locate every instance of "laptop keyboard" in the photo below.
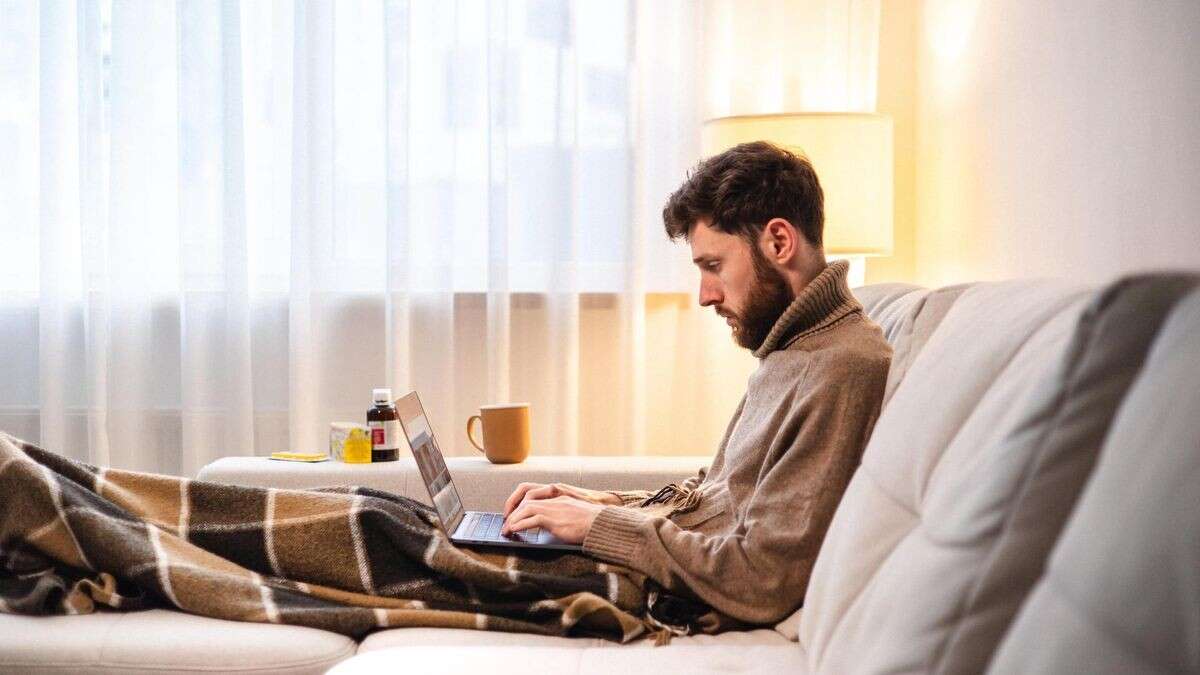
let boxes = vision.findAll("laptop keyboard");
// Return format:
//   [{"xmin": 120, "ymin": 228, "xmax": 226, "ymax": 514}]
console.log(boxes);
[{"xmin": 460, "ymin": 512, "xmax": 543, "ymax": 543}]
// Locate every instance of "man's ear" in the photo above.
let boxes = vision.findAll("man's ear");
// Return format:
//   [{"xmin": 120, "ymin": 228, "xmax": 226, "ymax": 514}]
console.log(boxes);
[{"xmin": 760, "ymin": 218, "xmax": 799, "ymax": 263}]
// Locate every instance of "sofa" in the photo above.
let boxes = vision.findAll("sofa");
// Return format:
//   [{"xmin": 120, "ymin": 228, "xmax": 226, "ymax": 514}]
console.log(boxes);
[{"xmin": 4, "ymin": 273, "xmax": 1198, "ymax": 674}]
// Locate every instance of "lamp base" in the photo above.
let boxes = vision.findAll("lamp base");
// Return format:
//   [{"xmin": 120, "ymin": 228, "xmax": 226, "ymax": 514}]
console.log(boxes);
[{"xmin": 828, "ymin": 255, "xmax": 866, "ymax": 288}]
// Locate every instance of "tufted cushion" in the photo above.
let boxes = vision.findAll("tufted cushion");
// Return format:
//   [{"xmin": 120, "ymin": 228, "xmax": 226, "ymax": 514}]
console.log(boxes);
[
  {"xmin": 799, "ymin": 275, "xmax": 1196, "ymax": 673},
  {"xmin": 856, "ymin": 283, "xmax": 973, "ymax": 405},
  {"xmin": 854, "ymin": 282, "xmax": 928, "ymax": 338},
  {"xmin": 988, "ymin": 286, "xmax": 1200, "ymax": 674},
  {"xmin": 856, "ymin": 283, "xmax": 969, "ymax": 403}
]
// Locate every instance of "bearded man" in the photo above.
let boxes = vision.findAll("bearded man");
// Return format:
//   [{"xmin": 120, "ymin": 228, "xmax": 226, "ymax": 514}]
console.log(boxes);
[{"xmin": 501, "ymin": 141, "xmax": 893, "ymax": 625}]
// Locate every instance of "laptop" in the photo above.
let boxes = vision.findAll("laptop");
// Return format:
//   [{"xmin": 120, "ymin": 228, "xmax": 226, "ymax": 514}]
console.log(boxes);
[{"xmin": 395, "ymin": 391, "xmax": 583, "ymax": 551}]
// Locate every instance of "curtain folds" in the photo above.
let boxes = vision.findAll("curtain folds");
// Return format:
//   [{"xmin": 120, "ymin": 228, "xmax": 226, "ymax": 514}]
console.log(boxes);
[
  {"xmin": 2, "ymin": 0, "xmax": 879, "ymax": 475},
  {"xmin": 1, "ymin": 0, "xmax": 747, "ymax": 475}
]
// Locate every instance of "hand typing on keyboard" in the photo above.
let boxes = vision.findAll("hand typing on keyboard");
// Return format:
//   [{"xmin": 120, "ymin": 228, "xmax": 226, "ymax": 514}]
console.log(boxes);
[
  {"xmin": 500, "ymin": 494, "xmax": 607, "ymax": 545},
  {"xmin": 463, "ymin": 513, "xmax": 543, "ymax": 543}
]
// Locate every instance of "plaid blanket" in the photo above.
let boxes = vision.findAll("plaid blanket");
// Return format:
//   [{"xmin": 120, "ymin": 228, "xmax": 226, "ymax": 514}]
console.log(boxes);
[{"xmin": 0, "ymin": 432, "xmax": 675, "ymax": 642}]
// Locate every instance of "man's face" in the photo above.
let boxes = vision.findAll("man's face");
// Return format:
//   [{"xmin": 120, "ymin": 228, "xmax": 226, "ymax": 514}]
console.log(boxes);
[{"xmin": 689, "ymin": 221, "xmax": 794, "ymax": 351}]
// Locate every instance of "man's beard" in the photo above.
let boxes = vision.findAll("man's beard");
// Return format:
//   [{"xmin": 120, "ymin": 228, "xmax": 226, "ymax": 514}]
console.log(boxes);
[{"xmin": 726, "ymin": 249, "xmax": 795, "ymax": 352}]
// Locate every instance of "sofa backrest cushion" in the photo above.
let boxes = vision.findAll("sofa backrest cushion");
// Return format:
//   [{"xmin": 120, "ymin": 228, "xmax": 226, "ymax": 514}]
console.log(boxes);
[
  {"xmin": 987, "ymin": 285, "xmax": 1200, "ymax": 674},
  {"xmin": 799, "ymin": 275, "xmax": 1196, "ymax": 673},
  {"xmin": 853, "ymin": 282, "xmax": 927, "ymax": 340},
  {"xmin": 854, "ymin": 283, "xmax": 971, "ymax": 404}
]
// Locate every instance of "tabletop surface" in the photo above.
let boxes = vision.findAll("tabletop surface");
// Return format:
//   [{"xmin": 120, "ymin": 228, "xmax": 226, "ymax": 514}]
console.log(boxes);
[
  {"xmin": 196, "ymin": 454, "xmax": 710, "ymax": 511},
  {"xmin": 201, "ymin": 454, "xmax": 708, "ymax": 476}
]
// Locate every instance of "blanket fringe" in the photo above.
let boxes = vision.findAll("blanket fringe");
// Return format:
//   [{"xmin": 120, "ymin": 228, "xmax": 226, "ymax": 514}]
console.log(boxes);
[{"xmin": 638, "ymin": 483, "xmax": 702, "ymax": 515}]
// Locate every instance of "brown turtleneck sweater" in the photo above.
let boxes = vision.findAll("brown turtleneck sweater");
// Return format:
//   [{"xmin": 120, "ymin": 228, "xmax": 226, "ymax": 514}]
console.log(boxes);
[{"xmin": 582, "ymin": 260, "xmax": 892, "ymax": 624}]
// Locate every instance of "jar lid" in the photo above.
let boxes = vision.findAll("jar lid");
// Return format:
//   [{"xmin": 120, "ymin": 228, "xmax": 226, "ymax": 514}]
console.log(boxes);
[{"xmin": 372, "ymin": 387, "xmax": 393, "ymax": 404}]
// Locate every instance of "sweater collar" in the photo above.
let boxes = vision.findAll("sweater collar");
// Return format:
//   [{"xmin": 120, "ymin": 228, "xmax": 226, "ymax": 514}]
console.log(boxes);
[{"xmin": 752, "ymin": 259, "xmax": 862, "ymax": 359}]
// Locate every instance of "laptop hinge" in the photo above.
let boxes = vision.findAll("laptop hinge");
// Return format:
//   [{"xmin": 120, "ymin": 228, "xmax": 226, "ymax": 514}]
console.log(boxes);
[{"xmin": 446, "ymin": 508, "xmax": 466, "ymax": 536}]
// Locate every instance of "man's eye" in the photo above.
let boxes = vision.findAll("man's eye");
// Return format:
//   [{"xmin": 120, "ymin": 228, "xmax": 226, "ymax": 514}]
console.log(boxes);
[{"xmin": 707, "ymin": 262, "xmax": 720, "ymax": 271}]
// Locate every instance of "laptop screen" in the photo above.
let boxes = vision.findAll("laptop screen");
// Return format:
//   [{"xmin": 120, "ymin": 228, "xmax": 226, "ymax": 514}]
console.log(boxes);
[{"xmin": 396, "ymin": 392, "xmax": 465, "ymax": 528}]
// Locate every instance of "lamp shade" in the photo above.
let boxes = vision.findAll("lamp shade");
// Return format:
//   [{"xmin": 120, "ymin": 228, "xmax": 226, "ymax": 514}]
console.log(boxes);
[{"xmin": 701, "ymin": 113, "xmax": 893, "ymax": 256}]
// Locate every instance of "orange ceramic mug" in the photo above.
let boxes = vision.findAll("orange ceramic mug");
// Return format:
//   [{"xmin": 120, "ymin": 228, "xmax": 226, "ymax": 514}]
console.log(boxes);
[{"xmin": 466, "ymin": 403, "xmax": 531, "ymax": 464}]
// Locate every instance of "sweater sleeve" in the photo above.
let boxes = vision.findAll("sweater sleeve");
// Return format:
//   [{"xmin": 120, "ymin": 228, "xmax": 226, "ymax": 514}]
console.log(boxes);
[{"xmin": 583, "ymin": 358, "xmax": 886, "ymax": 624}]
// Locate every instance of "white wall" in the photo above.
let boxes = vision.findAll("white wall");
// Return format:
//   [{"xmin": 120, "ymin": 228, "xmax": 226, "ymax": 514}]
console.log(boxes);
[
  {"xmin": 867, "ymin": 0, "xmax": 918, "ymax": 284},
  {"xmin": 914, "ymin": 0, "xmax": 1200, "ymax": 286}
]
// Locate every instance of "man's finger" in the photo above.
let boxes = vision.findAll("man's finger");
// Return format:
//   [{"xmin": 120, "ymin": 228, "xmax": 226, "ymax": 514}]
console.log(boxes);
[
  {"xmin": 503, "ymin": 512, "xmax": 544, "ymax": 535},
  {"xmin": 503, "ymin": 499, "xmax": 550, "ymax": 532},
  {"xmin": 508, "ymin": 485, "xmax": 559, "ymax": 519},
  {"xmin": 517, "ymin": 484, "xmax": 558, "ymax": 509},
  {"xmin": 503, "ymin": 501, "xmax": 534, "ymax": 530},
  {"xmin": 504, "ymin": 483, "xmax": 540, "ymax": 517}
]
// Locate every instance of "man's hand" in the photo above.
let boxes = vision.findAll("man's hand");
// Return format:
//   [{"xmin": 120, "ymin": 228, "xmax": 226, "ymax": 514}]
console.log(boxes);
[
  {"xmin": 501, "ymin": 495, "xmax": 605, "ymax": 544},
  {"xmin": 502, "ymin": 482, "xmax": 621, "ymax": 518}
]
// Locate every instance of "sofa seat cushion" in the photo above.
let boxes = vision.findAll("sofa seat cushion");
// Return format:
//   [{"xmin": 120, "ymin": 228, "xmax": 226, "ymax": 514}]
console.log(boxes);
[
  {"xmin": 0, "ymin": 609, "xmax": 356, "ymax": 674},
  {"xmin": 337, "ymin": 640, "xmax": 804, "ymax": 674},
  {"xmin": 357, "ymin": 626, "xmax": 789, "ymax": 652},
  {"xmin": 799, "ymin": 275, "xmax": 1197, "ymax": 673}
]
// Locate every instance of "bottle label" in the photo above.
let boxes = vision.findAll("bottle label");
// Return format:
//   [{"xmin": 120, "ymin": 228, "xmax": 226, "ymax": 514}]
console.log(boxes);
[{"xmin": 369, "ymin": 420, "xmax": 401, "ymax": 451}]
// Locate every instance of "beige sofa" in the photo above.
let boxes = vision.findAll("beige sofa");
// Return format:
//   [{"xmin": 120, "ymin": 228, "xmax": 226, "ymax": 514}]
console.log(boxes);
[{"xmin": 4, "ymin": 275, "xmax": 1198, "ymax": 674}]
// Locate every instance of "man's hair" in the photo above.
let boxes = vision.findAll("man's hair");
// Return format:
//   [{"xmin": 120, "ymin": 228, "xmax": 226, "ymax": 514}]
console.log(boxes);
[{"xmin": 662, "ymin": 141, "xmax": 824, "ymax": 247}]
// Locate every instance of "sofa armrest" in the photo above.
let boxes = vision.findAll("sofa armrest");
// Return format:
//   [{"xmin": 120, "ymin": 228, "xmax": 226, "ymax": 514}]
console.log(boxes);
[{"xmin": 198, "ymin": 455, "xmax": 708, "ymax": 512}]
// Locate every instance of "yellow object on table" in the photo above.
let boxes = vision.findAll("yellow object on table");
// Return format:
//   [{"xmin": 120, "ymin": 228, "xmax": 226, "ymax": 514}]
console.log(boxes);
[
  {"xmin": 342, "ymin": 428, "xmax": 373, "ymax": 464},
  {"xmin": 329, "ymin": 422, "xmax": 370, "ymax": 461},
  {"xmin": 268, "ymin": 451, "xmax": 329, "ymax": 463}
]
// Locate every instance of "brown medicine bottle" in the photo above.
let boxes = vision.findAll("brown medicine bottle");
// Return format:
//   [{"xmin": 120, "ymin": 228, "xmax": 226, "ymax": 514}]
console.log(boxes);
[{"xmin": 367, "ymin": 388, "xmax": 400, "ymax": 462}]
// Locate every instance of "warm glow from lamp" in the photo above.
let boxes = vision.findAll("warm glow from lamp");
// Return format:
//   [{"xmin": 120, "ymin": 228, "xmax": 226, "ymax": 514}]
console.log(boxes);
[
  {"xmin": 925, "ymin": 0, "xmax": 981, "ymax": 63},
  {"xmin": 701, "ymin": 113, "xmax": 894, "ymax": 260}
]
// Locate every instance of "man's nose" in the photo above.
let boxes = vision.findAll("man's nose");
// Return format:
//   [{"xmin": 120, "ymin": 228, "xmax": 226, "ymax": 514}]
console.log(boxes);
[{"xmin": 699, "ymin": 280, "xmax": 722, "ymax": 307}]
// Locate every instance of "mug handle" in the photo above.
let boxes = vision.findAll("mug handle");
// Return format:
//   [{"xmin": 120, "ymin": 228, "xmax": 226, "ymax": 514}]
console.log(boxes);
[{"xmin": 466, "ymin": 415, "xmax": 486, "ymax": 453}]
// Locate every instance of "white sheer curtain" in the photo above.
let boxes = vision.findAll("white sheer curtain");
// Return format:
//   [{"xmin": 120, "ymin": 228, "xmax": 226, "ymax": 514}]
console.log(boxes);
[{"xmin": 1, "ymin": 0, "xmax": 880, "ymax": 476}]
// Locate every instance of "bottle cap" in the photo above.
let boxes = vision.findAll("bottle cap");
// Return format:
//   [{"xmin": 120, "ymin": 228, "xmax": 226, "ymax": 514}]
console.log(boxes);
[{"xmin": 373, "ymin": 388, "xmax": 393, "ymax": 404}]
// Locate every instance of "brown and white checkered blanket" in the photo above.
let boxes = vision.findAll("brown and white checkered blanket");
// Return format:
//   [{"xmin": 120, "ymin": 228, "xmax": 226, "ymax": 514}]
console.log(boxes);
[{"xmin": 0, "ymin": 432, "xmax": 670, "ymax": 642}]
